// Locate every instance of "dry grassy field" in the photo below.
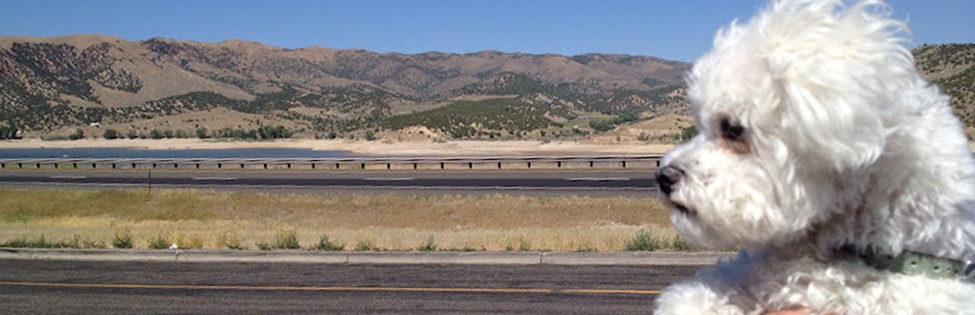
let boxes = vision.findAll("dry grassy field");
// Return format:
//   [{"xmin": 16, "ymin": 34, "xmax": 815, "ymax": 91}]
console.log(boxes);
[{"xmin": 0, "ymin": 188, "xmax": 679, "ymax": 251}]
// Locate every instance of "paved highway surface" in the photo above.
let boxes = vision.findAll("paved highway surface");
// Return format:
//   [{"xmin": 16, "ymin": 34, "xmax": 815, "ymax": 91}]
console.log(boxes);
[
  {"xmin": 0, "ymin": 259, "xmax": 695, "ymax": 314},
  {"xmin": 0, "ymin": 169, "xmax": 659, "ymax": 197}
]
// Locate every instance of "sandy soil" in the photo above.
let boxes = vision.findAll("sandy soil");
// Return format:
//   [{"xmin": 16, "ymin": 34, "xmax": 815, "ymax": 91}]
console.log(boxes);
[{"xmin": 0, "ymin": 138, "xmax": 674, "ymax": 156}]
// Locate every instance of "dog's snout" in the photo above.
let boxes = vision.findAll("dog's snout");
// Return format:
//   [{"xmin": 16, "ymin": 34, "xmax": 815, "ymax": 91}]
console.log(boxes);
[{"xmin": 655, "ymin": 165, "xmax": 684, "ymax": 195}]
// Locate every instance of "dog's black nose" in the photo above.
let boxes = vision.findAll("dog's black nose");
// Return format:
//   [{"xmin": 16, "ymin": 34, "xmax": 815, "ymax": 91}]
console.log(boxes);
[{"xmin": 655, "ymin": 165, "xmax": 684, "ymax": 195}]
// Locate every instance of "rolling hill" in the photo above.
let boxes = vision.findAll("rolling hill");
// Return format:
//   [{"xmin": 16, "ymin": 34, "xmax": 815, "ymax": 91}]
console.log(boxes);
[
  {"xmin": 0, "ymin": 35, "xmax": 688, "ymax": 139},
  {"xmin": 0, "ymin": 35, "xmax": 971, "ymax": 141}
]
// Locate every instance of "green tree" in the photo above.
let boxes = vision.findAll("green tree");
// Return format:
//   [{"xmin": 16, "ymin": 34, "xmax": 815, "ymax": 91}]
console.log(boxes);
[
  {"xmin": 364, "ymin": 130, "xmax": 376, "ymax": 141},
  {"xmin": 257, "ymin": 125, "xmax": 292, "ymax": 139},
  {"xmin": 615, "ymin": 112, "xmax": 638, "ymax": 123},
  {"xmin": 680, "ymin": 125, "xmax": 699, "ymax": 142},
  {"xmin": 126, "ymin": 130, "xmax": 138, "ymax": 139},
  {"xmin": 103, "ymin": 128, "xmax": 119, "ymax": 140},
  {"xmin": 69, "ymin": 128, "xmax": 85, "ymax": 140},
  {"xmin": 163, "ymin": 130, "xmax": 174, "ymax": 138},
  {"xmin": 0, "ymin": 122, "xmax": 18, "ymax": 140},
  {"xmin": 149, "ymin": 129, "xmax": 164, "ymax": 139},
  {"xmin": 589, "ymin": 119, "xmax": 614, "ymax": 132},
  {"xmin": 195, "ymin": 127, "xmax": 208, "ymax": 139},
  {"xmin": 0, "ymin": 125, "xmax": 10, "ymax": 140}
]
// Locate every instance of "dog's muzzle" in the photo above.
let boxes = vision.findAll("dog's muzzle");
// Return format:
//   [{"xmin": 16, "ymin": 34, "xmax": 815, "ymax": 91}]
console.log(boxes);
[{"xmin": 655, "ymin": 165, "xmax": 684, "ymax": 196}]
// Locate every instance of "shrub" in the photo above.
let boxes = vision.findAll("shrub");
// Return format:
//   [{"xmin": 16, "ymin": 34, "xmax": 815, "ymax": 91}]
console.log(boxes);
[
  {"xmin": 113, "ymin": 228, "xmax": 133, "ymax": 249},
  {"xmin": 589, "ymin": 119, "xmax": 614, "ymax": 132},
  {"xmin": 637, "ymin": 132, "xmax": 649, "ymax": 141},
  {"xmin": 418, "ymin": 236, "xmax": 437, "ymax": 252},
  {"xmin": 671, "ymin": 236, "xmax": 693, "ymax": 251},
  {"xmin": 149, "ymin": 129, "xmax": 164, "ymax": 139},
  {"xmin": 257, "ymin": 125, "xmax": 293, "ymax": 139},
  {"xmin": 314, "ymin": 235, "xmax": 345, "ymax": 251},
  {"xmin": 364, "ymin": 130, "xmax": 376, "ymax": 141},
  {"xmin": 616, "ymin": 111, "xmax": 638, "ymax": 123},
  {"xmin": 217, "ymin": 231, "xmax": 243, "ymax": 250},
  {"xmin": 623, "ymin": 229, "xmax": 664, "ymax": 251},
  {"xmin": 147, "ymin": 233, "xmax": 170, "ymax": 249},
  {"xmin": 126, "ymin": 130, "xmax": 138, "ymax": 139},
  {"xmin": 103, "ymin": 128, "xmax": 119, "ymax": 140},
  {"xmin": 355, "ymin": 239, "xmax": 382, "ymax": 251},
  {"xmin": 0, "ymin": 122, "xmax": 19, "ymax": 140},
  {"xmin": 680, "ymin": 125, "xmax": 699, "ymax": 142},
  {"xmin": 256, "ymin": 228, "xmax": 300, "ymax": 250},
  {"xmin": 517, "ymin": 239, "xmax": 532, "ymax": 251},
  {"xmin": 68, "ymin": 128, "xmax": 85, "ymax": 140},
  {"xmin": 195, "ymin": 127, "xmax": 208, "ymax": 139}
]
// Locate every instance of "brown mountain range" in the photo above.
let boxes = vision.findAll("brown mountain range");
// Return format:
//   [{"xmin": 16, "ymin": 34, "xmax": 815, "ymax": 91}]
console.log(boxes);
[
  {"xmin": 0, "ymin": 35, "xmax": 971, "ymax": 140},
  {"xmin": 0, "ymin": 35, "xmax": 689, "ymax": 138}
]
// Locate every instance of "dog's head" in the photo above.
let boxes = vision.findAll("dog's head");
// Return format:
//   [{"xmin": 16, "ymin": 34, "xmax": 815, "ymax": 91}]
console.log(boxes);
[{"xmin": 657, "ymin": 0, "xmax": 915, "ymax": 249}]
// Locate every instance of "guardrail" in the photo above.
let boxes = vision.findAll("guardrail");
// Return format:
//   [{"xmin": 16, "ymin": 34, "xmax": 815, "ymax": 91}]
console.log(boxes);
[{"xmin": 0, "ymin": 155, "xmax": 663, "ymax": 171}]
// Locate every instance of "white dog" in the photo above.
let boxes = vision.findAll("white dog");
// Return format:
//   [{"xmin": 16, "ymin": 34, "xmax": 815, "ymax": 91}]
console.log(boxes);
[{"xmin": 654, "ymin": 0, "xmax": 975, "ymax": 314}]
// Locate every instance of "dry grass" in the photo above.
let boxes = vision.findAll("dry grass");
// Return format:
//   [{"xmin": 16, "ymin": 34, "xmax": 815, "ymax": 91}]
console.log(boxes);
[{"xmin": 0, "ymin": 188, "xmax": 675, "ymax": 251}]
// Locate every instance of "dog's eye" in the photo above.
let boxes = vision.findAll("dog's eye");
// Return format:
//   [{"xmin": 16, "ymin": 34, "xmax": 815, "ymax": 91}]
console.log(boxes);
[{"xmin": 720, "ymin": 118, "xmax": 744, "ymax": 141}]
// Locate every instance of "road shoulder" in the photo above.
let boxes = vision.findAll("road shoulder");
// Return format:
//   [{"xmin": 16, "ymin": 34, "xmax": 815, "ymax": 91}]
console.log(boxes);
[{"xmin": 0, "ymin": 248, "xmax": 731, "ymax": 265}]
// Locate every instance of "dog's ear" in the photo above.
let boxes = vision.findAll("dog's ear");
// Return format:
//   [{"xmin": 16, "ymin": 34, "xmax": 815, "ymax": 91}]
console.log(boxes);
[
  {"xmin": 769, "ymin": 47, "xmax": 886, "ymax": 171},
  {"xmin": 762, "ymin": 0, "xmax": 909, "ymax": 171}
]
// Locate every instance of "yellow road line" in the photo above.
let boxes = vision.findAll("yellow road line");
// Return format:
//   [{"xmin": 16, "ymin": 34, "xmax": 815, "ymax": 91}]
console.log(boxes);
[
  {"xmin": 562, "ymin": 289, "xmax": 663, "ymax": 295},
  {"xmin": 0, "ymin": 281, "xmax": 660, "ymax": 295}
]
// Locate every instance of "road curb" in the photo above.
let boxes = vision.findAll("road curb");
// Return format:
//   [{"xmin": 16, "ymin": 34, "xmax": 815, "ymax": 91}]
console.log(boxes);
[
  {"xmin": 0, "ymin": 248, "xmax": 177, "ymax": 262},
  {"xmin": 541, "ymin": 251, "xmax": 733, "ymax": 265},
  {"xmin": 0, "ymin": 248, "xmax": 733, "ymax": 265},
  {"xmin": 346, "ymin": 251, "xmax": 545, "ymax": 265}
]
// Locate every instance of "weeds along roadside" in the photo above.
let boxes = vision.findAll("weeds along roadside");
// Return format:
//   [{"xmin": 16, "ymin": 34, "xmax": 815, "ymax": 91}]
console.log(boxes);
[{"xmin": 0, "ymin": 188, "xmax": 691, "ymax": 252}]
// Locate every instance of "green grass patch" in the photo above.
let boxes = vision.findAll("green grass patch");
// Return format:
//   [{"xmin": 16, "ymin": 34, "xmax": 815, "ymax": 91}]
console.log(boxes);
[
  {"xmin": 623, "ymin": 229, "xmax": 666, "ymax": 251},
  {"xmin": 623, "ymin": 229, "xmax": 698, "ymax": 251}
]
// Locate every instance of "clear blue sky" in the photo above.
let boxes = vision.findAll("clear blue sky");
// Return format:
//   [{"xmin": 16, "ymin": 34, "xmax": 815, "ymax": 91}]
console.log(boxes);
[{"xmin": 0, "ymin": 0, "xmax": 971, "ymax": 62}]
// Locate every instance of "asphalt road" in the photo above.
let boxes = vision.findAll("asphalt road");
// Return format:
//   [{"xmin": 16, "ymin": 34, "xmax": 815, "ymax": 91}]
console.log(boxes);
[
  {"xmin": 0, "ymin": 169, "xmax": 659, "ymax": 197},
  {"xmin": 0, "ymin": 259, "xmax": 696, "ymax": 314}
]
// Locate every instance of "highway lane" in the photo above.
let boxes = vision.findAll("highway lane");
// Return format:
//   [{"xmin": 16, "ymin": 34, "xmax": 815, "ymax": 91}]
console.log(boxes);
[
  {"xmin": 0, "ymin": 169, "xmax": 660, "ymax": 196},
  {"xmin": 0, "ymin": 259, "xmax": 696, "ymax": 314}
]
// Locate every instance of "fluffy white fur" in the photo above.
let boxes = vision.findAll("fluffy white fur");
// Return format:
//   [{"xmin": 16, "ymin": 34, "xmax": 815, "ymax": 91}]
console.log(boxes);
[{"xmin": 654, "ymin": 0, "xmax": 975, "ymax": 314}]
